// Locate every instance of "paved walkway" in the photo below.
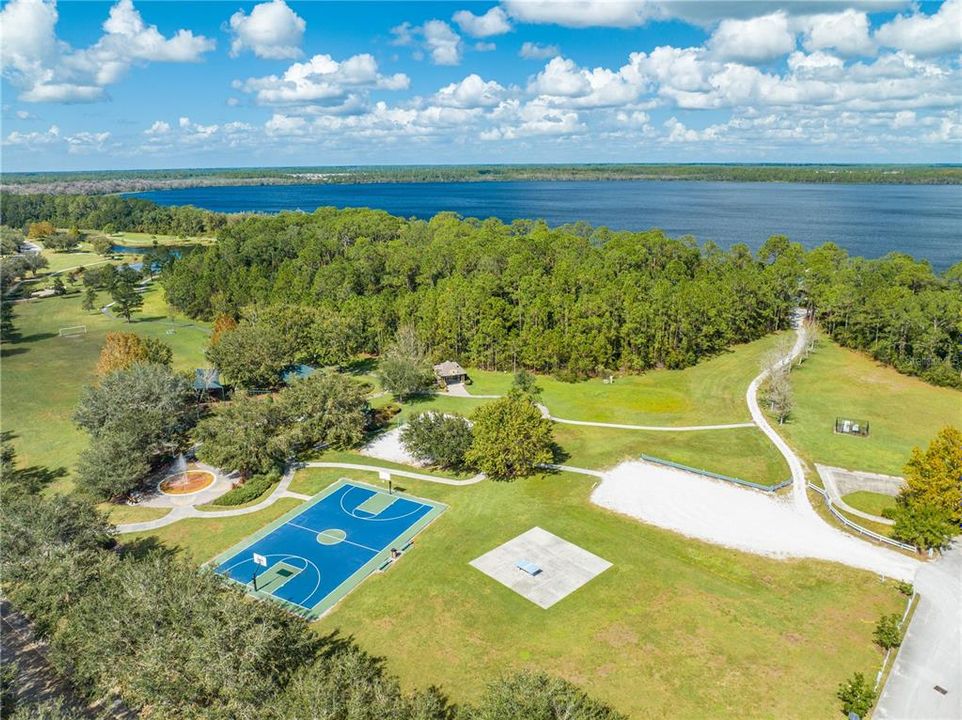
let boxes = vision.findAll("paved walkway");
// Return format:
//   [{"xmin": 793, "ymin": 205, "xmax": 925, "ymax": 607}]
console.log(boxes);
[
  {"xmin": 115, "ymin": 461, "xmax": 485, "ymax": 534},
  {"xmin": 816, "ymin": 464, "xmax": 898, "ymax": 526},
  {"xmin": 876, "ymin": 542, "xmax": 962, "ymax": 719}
]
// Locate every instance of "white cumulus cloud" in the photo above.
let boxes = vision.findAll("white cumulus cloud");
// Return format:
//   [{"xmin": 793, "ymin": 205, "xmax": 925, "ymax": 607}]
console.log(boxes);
[
  {"xmin": 237, "ymin": 53, "xmax": 409, "ymax": 105},
  {"xmin": 228, "ymin": 0, "xmax": 305, "ymax": 59},
  {"xmin": 799, "ymin": 9, "xmax": 875, "ymax": 57},
  {"xmin": 875, "ymin": 0, "xmax": 962, "ymax": 56},
  {"xmin": 435, "ymin": 74, "xmax": 506, "ymax": 108},
  {"xmin": 519, "ymin": 41, "xmax": 560, "ymax": 59},
  {"xmin": 452, "ymin": 7, "xmax": 511, "ymax": 37},
  {"xmin": 708, "ymin": 12, "xmax": 796, "ymax": 63},
  {"xmin": 0, "ymin": 0, "xmax": 214, "ymax": 103}
]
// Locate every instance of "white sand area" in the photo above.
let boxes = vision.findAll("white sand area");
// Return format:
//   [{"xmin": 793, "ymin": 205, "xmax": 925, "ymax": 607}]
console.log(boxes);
[
  {"xmin": 359, "ymin": 427, "xmax": 426, "ymax": 467},
  {"xmin": 592, "ymin": 459, "xmax": 920, "ymax": 582}
]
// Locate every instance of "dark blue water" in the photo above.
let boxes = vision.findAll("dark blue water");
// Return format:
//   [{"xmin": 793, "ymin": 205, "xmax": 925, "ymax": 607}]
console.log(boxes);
[
  {"xmin": 130, "ymin": 180, "xmax": 962, "ymax": 270},
  {"xmin": 110, "ymin": 244, "xmax": 182, "ymax": 256}
]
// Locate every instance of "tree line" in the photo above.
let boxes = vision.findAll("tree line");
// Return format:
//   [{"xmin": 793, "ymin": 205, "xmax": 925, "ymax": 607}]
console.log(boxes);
[
  {"xmin": 1, "ymin": 193, "xmax": 228, "ymax": 237},
  {"xmin": 159, "ymin": 208, "xmax": 803, "ymax": 377},
  {"xmin": 161, "ymin": 208, "xmax": 959, "ymax": 386},
  {"xmin": 2, "ymin": 164, "xmax": 960, "ymax": 196},
  {"xmin": 0, "ymin": 443, "xmax": 623, "ymax": 720},
  {"xmin": 2, "ymin": 195, "xmax": 959, "ymax": 386}
]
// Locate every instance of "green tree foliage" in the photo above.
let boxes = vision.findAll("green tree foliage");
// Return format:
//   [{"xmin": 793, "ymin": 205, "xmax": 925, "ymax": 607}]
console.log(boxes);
[
  {"xmin": 23, "ymin": 252, "xmax": 49, "ymax": 276},
  {"xmin": 466, "ymin": 391, "xmax": 554, "ymax": 479},
  {"xmin": 91, "ymin": 236, "xmax": 114, "ymax": 256},
  {"xmin": 378, "ymin": 326, "xmax": 436, "ymax": 400},
  {"xmin": 152, "ymin": 209, "xmax": 806, "ymax": 377},
  {"xmin": 512, "ymin": 369, "xmax": 543, "ymax": 399},
  {"xmin": 194, "ymin": 395, "xmax": 289, "ymax": 477},
  {"xmin": 401, "ymin": 411, "xmax": 474, "ymax": 470},
  {"xmin": 900, "ymin": 426, "xmax": 962, "ymax": 523},
  {"xmin": 42, "ymin": 233, "xmax": 81, "ymax": 252},
  {"xmin": 836, "ymin": 672, "xmax": 876, "ymax": 718},
  {"xmin": 9, "ymin": 699, "xmax": 89, "ymax": 720},
  {"xmin": 892, "ymin": 502, "xmax": 955, "ymax": 552},
  {"xmin": 275, "ymin": 372, "xmax": 369, "ymax": 453},
  {"xmin": 803, "ymin": 248, "xmax": 962, "ymax": 388},
  {"xmin": 270, "ymin": 645, "xmax": 454, "ymax": 720},
  {"xmin": 109, "ymin": 275, "xmax": 143, "ymax": 322},
  {"xmin": 2, "ymin": 194, "xmax": 227, "ymax": 238},
  {"xmin": 74, "ymin": 363, "xmax": 195, "ymax": 499},
  {"xmin": 80, "ymin": 286, "xmax": 98, "ymax": 312},
  {"xmin": 891, "ymin": 426, "xmax": 962, "ymax": 551},
  {"xmin": 81, "ymin": 263, "xmax": 117, "ymax": 290},
  {"xmin": 873, "ymin": 613, "xmax": 903, "ymax": 650},
  {"xmin": 1, "ymin": 226, "xmax": 25, "ymax": 255},
  {"xmin": 0, "ymin": 660, "xmax": 16, "ymax": 718},
  {"xmin": 205, "ymin": 319, "xmax": 291, "ymax": 390},
  {"xmin": 466, "ymin": 672, "xmax": 626, "ymax": 720}
]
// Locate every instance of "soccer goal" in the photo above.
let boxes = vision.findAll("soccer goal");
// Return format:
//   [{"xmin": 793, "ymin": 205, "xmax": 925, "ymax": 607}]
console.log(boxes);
[
  {"xmin": 835, "ymin": 417, "xmax": 870, "ymax": 437},
  {"xmin": 58, "ymin": 325, "xmax": 87, "ymax": 338}
]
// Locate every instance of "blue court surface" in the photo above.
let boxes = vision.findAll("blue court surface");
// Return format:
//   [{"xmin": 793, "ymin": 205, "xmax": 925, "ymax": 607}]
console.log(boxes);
[{"xmin": 211, "ymin": 479, "xmax": 445, "ymax": 618}]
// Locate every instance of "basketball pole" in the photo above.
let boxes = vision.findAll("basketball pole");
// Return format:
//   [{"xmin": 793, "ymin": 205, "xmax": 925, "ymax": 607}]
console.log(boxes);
[{"xmin": 253, "ymin": 572, "xmax": 258, "ymax": 591}]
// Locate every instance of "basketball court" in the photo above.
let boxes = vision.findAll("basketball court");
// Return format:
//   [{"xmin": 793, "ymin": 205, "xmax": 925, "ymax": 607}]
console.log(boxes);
[{"xmin": 211, "ymin": 479, "xmax": 445, "ymax": 618}]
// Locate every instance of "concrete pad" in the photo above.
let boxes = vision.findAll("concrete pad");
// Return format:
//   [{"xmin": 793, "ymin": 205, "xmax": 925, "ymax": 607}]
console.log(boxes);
[{"xmin": 469, "ymin": 527, "xmax": 611, "ymax": 609}]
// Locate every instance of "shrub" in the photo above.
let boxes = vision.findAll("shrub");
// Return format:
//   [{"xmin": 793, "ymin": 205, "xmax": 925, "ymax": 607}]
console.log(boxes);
[
  {"xmin": 401, "ymin": 412, "xmax": 473, "ymax": 470},
  {"xmin": 837, "ymin": 672, "xmax": 876, "ymax": 718},
  {"xmin": 896, "ymin": 580, "xmax": 914, "ymax": 596},
  {"xmin": 210, "ymin": 471, "xmax": 279, "ymax": 506},
  {"xmin": 873, "ymin": 613, "xmax": 903, "ymax": 650},
  {"xmin": 367, "ymin": 403, "xmax": 401, "ymax": 431}
]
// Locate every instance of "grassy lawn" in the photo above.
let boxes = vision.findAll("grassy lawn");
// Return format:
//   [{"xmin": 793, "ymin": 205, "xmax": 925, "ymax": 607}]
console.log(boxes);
[
  {"xmin": 103, "ymin": 231, "xmax": 213, "ymax": 247},
  {"xmin": 121, "ymin": 498, "xmax": 303, "ymax": 563},
  {"xmin": 842, "ymin": 491, "xmax": 897, "ymax": 518},
  {"xmin": 780, "ymin": 340, "xmax": 961, "ymax": 476},
  {"xmin": 0, "ymin": 285, "xmax": 210, "ymax": 492},
  {"xmin": 274, "ymin": 470, "xmax": 902, "ymax": 719},
  {"xmin": 554, "ymin": 423, "xmax": 790, "ymax": 484},
  {"xmin": 41, "ymin": 249, "xmax": 108, "ymax": 273},
  {"xmin": 99, "ymin": 503, "xmax": 172, "ymax": 525},
  {"xmin": 466, "ymin": 333, "xmax": 788, "ymax": 426}
]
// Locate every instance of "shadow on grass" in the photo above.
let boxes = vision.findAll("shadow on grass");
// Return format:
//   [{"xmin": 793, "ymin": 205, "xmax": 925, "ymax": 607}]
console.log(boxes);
[
  {"xmin": 12, "ymin": 331, "xmax": 57, "ymax": 344},
  {"xmin": 0, "ymin": 346, "xmax": 28, "ymax": 357},
  {"xmin": 342, "ymin": 357, "xmax": 378, "ymax": 375},
  {"xmin": 119, "ymin": 536, "xmax": 182, "ymax": 561}
]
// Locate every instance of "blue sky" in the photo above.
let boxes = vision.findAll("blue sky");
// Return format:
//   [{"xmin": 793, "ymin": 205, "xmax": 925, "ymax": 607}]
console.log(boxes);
[{"xmin": 1, "ymin": 0, "xmax": 960, "ymax": 171}]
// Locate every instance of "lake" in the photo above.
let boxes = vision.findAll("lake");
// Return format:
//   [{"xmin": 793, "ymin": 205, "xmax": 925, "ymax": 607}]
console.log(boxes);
[{"xmin": 130, "ymin": 180, "xmax": 962, "ymax": 270}]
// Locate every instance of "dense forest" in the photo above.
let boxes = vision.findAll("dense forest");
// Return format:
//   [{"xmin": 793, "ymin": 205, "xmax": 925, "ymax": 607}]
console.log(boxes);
[
  {"xmin": 1, "ymin": 192, "xmax": 228, "ymax": 237},
  {"xmin": 2, "ymin": 192, "xmax": 959, "ymax": 387},
  {"xmin": 162, "ymin": 209, "xmax": 801, "ymax": 375},
  {"xmin": 3, "ymin": 163, "xmax": 960, "ymax": 195}
]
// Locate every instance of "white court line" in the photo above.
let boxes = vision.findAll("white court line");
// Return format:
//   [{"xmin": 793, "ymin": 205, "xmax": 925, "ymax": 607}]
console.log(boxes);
[
  {"xmin": 285, "ymin": 521, "xmax": 381, "ymax": 554},
  {"xmin": 339, "ymin": 486, "xmax": 427, "ymax": 523}
]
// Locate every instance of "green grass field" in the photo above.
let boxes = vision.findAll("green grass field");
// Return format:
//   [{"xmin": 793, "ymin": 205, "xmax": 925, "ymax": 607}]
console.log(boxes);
[
  {"xmin": 781, "ymin": 340, "xmax": 961, "ymax": 476},
  {"xmin": 284, "ymin": 469, "xmax": 899, "ymax": 719},
  {"xmin": 554, "ymin": 423, "xmax": 789, "ymax": 484},
  {"xmin": 118, "ymin": 469, "xmax": 904, "ymax": 718},
  {"xmin": 0, "ymin": 285, "xmax": 210, "ymax": 492},
  {"xmin": 467, "ymin": 333, "xmax": 788, "ymax": 425},
  {"xmin": 842, "ymin": 491, "xmax": 897, "ymax": 518}
]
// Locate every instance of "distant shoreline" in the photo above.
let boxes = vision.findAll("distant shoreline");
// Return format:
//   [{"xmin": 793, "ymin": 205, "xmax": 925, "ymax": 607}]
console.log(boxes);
[{"xmin": 2, "ymin": 163, "xmax": 960, "ymax": 196}]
